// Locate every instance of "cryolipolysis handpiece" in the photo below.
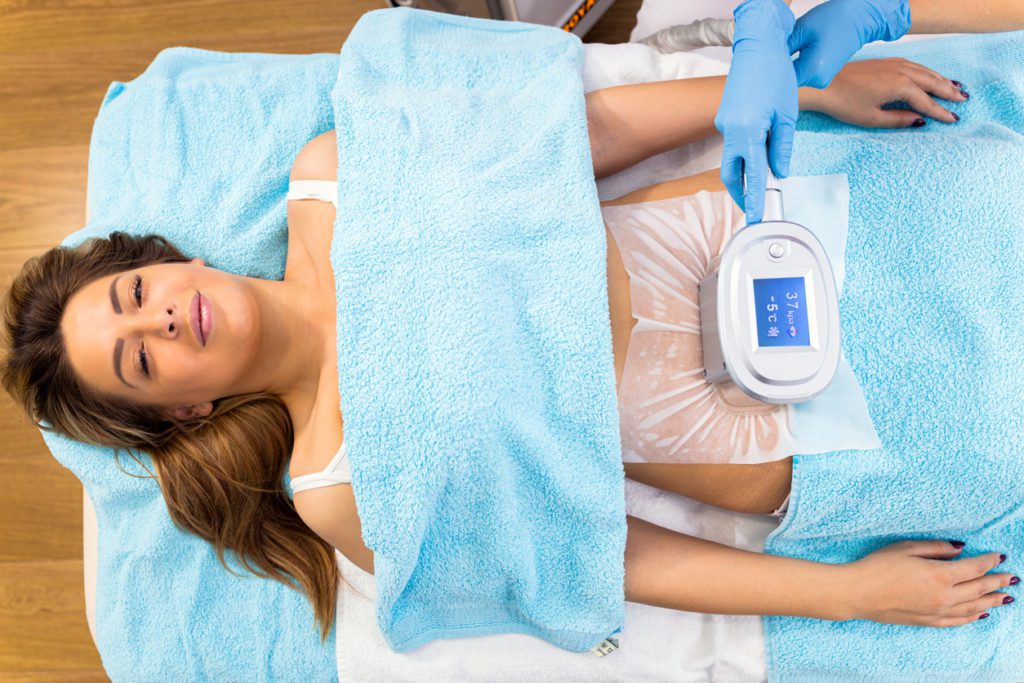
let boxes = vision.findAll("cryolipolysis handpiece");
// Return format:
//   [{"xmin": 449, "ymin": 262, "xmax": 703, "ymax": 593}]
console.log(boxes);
[
  {"xmin": 762, "ymin": 159, "xmax": 785, "ymax": 223},
  {"xmin": 697, "ymin": 136, "xmax": 841, "ymax": 403}
]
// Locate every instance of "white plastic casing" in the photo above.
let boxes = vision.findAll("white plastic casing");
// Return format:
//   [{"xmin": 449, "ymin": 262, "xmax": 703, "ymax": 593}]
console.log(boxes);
[{"xmin": 698, "ymin": 218, "xmax": 840, "ymax": 404}]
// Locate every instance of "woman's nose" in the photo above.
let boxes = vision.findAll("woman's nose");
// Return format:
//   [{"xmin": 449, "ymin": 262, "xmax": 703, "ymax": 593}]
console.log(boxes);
[{"xmin": 134, "ymin": 304, "xmax": 180, "ymax": 339}]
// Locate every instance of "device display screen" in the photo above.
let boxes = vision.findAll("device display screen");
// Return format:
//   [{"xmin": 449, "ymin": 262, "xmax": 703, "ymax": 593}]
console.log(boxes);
[{"xmin": 753, "ymin": 276, "xmax": 811, "ymax": 347}]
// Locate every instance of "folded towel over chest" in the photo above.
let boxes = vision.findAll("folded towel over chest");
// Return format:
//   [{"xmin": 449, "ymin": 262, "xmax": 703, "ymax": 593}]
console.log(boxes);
[{"xmin": 329, "ymin": 8, "xmax": 626, "ymax": 653}]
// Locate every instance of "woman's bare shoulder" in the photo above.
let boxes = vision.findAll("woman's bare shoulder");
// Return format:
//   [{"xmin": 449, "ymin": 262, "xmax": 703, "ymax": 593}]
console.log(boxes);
[
  {"xmin": 284, "ymin": 131, "xmax": 338, "ymax": 284},
  {"xmin": 600, "ymin": 168, "xmax": 724, "ymax": 208},
  {"xmin": 290, "ymin": 130, "xmax": 337, "ymax": 181}
]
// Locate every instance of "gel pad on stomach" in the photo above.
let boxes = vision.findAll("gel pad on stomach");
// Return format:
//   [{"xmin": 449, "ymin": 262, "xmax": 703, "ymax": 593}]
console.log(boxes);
[
  {"xmin": 47, "ymin": 47, "xmax": 341, "ymax": 681},
  {"xmin": 763, "ymin": 30, "xmax": 1024, "ymax": 680},
  {"xmin": 601, "ymin": 174, "xmax": 882, "ymax": 465}
]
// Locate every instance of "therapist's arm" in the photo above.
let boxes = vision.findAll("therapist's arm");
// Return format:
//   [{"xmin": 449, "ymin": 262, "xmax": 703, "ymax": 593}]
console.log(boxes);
[{"xmin": 908, "ymin": 0, "xmax": 1024, "ymax": 34}]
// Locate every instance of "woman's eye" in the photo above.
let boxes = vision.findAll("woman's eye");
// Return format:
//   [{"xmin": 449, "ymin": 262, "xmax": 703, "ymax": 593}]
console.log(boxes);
[
  {"xmin": 133, "ymin": 275, "xmax": 143, "ymax": 307},
  {"xmin": 138, "ymin": 343, "xmax": 149, "ymax": 377}
]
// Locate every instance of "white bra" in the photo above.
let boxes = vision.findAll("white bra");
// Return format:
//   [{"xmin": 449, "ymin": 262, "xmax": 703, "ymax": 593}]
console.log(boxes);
[
  {"xmin": 286, "ymin": 179, "xmax": 337, "ymax": 207},
  {"xmin": 291, "ymin": 440, "xmax": 351, "ymax": 493}
]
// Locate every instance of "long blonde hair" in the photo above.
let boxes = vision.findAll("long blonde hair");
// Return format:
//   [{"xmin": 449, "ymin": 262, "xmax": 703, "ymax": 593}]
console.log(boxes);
[{"xmin": 0, "ymin": 231, "xmax": 340, "ymax": 641}]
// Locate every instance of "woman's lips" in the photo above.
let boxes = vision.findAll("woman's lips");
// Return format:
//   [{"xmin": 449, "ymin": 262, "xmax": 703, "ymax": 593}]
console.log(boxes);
[
  {"xmin": 190, "ymin": 293, "xmax": 213, "ymax": 346},
  {"xmin": 199, "ymin": 293, "xmax": 212, "ymax": 344},
  {"xmin": 190, "ymin": 292, "xmax": 204, "ymax": 346}
]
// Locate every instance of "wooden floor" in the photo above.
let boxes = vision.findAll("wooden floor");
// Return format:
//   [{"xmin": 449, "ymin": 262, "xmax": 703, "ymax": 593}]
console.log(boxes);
[{"xmin": 0, "ymin": 0, "xmax": 639, "ymax": 679}]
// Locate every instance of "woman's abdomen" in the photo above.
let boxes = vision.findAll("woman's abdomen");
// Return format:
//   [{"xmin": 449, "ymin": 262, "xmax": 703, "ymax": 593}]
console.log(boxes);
[{"xmin": 603, "ymin": 190, "xmax": 800, "ymax": 466}]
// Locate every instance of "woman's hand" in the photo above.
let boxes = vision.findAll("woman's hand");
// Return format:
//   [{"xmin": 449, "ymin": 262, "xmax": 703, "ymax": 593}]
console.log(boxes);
[
  {"xmin": 841, "ymin": 540, "xmax": 1018, "ymax": 627},
  {"xmin": 802, "ymin": 57, "xmax": 969, "ymax": 128}
]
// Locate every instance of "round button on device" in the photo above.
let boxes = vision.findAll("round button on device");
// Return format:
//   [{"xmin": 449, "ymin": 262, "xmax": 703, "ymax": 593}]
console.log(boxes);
[{"xmin": 768, "ymin": 242, "xmax": 785, "ymax": 259}]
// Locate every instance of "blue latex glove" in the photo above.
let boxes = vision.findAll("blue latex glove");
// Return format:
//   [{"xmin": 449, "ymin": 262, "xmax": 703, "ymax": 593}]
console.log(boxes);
[
  {"xmin": 788, "ymin": 0, "xmax": 912, "ymax": 89},
  {"xmin": 714, "ymin": 0, "xmax": 797, "ymax": 225}
]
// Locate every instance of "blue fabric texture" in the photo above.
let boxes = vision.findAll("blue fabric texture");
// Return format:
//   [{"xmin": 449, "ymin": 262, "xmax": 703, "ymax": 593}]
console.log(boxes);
[
  {"xmin": 50, "ymin": 47, "xmax": 341, "ymax": 681},
  {"xmin": 763, "ymin": 31, "xmax": 1024, "ymax": 681},
  {"xmin": 329, "ymin": 8, "xmax": 626, "ymax": 653}
]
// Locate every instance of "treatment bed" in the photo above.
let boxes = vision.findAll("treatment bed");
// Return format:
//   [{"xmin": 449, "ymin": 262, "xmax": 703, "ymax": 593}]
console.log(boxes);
[{"xmin": 76, "ymin": 2, "xmax": 994, "ymax": 680}]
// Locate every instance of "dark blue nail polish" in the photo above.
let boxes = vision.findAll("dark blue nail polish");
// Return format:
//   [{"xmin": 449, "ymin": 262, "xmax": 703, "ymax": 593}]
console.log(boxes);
[
  {"xmin": 1003, "ymin": 596, "xmax": 1014, "ymax": 605},
  {"xmin": 1010, "ymin": 576, "xmax": 1021, "ymax": 585},
  {"xmin": 979, "ymin": 613, "xmax": 990, "ymax": 619},
  {"xmin": 949, "ymin": 540, "xmax": 966, "ymax": 548},
  {"xmin": 1000, "ymin": 554, "xmax": 1008, "ymax": 564},
  {"xmin": 911, "ymin": 119, "xmax": 926, "ymax": 127}
]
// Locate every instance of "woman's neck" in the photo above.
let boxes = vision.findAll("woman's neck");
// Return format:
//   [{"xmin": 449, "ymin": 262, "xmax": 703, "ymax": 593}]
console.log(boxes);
[{"xmin": 238, "ymin": 273, "xmax": 329, "ymax": 409}]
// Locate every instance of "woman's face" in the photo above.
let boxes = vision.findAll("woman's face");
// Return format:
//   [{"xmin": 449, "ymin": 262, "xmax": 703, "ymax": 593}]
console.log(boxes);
[{"xmin": 61, "ymin": 259, "xmax": 260, "ymax": 415}]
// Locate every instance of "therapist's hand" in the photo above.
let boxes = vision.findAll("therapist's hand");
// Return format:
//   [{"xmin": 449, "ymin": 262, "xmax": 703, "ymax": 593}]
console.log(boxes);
[
  {"xmin": 788, "ymin": 0, "xmax": 913, "ymax": 90},
  {"xmin": 714, "ymin": 0, "xmax": 798, "ymax": 225}
]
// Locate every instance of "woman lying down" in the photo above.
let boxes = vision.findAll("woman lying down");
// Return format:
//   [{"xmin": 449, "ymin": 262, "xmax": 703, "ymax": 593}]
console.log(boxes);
[{"xmin": 3, "ymin": 8, "xmax": 1023, "ymax": 644}]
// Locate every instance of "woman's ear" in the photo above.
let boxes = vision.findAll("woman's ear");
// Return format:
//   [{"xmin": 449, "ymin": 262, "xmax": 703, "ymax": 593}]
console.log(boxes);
[{"xmin": 164, "ymin": 402, "xmax": 213, "ymax": 421}]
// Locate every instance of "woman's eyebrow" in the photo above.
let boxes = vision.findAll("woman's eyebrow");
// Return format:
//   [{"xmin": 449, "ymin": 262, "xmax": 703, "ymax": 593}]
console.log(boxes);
[
  {"xmin": 109, "ymin": 275, "xmax": 123, "ymax": 314},
  {"xmin": 113, "ymin": 338, "xmax": 136, "ymax": 389},
  {"xmin": 109, "ymin": 276, "xmax": 135, "ymax": 385}
]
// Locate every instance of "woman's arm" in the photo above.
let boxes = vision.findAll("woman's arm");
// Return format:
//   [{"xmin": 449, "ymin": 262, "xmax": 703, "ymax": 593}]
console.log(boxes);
[
  {"xmin": 586, "ymin": 55, "xmax": 968, "ymax": 179},
  {"xmin": 587, "ymin": 75, "xmax": 824, "ymax": 179},
  {"xmin": 624, "ymin": 515, "xmax": 854, "ymax": 621},
  {"xmin": 586, "ymin": 77, "xmax": 723, "ymax": 180},
  {"xmin": 625, "ymin": 515, "xmax": 1015, "ymax": 627},
  {"xmin": 908, "ymin": 0, "xmax": 1024, "ymax": 34}
]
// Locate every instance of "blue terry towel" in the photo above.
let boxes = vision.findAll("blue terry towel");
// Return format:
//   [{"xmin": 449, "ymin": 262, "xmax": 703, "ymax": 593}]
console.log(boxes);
[
  {"xmin": 49, "ymin": 48, "xmax": 342, "ymax": 680},
  {"xmin": 329, "ymin": 8, "xmax": 626, "ymax": 653},
  {"xmin": 763, "ymin": 31, "xmax": 1024, "ymax": 681}
]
